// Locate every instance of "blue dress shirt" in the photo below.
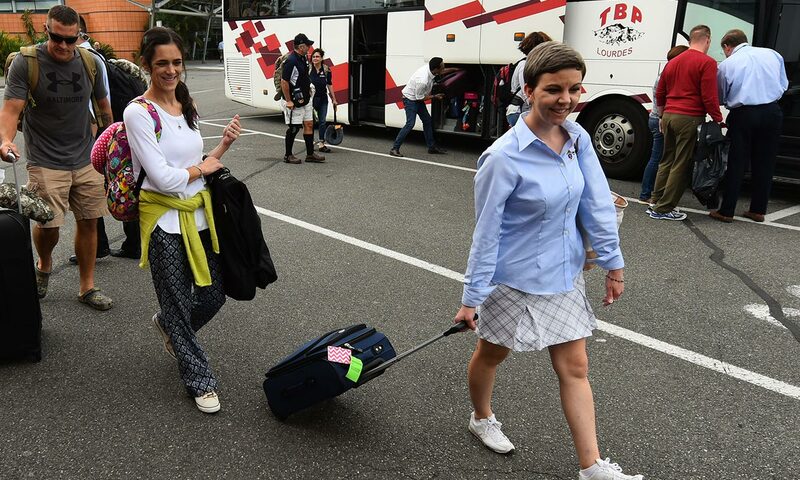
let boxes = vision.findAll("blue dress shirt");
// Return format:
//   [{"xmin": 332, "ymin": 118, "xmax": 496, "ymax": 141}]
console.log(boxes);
[
  {"xmin": 717, "ymin": 44, "xmax": 788, "ymax": 109},
  {"xmin": 461, "ymin": 119, "xmax": 624, "ymax": 307}
]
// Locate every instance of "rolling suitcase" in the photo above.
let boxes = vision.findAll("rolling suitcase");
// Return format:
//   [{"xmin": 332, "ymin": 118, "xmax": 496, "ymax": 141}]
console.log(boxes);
[
  {"xmin": 263, "ymin": 321, "xmax": 468, "ymax": 419},
  {"xmin": 0, "ymin": 152, "xmax": 42, "ymax": 362}
]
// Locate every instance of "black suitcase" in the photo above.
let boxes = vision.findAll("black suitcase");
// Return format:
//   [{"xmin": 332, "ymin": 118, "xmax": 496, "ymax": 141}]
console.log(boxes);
[
  {"xmin": 0, "ymin": 153, "xmax": 42, "ymax": 362},
  {"xmin": 263, "ymin": 321, "xmax": 468, "ymax": 419}
]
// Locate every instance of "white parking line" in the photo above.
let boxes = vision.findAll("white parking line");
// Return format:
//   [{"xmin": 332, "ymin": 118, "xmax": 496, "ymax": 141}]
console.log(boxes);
[
  {"xmin": 200, "ymin": 114, "xmax": 281, "ymax": 122},
  {"xmin": 765, "ymin": 205, "xmax": 800, "ymax": 222},
  {"xmin": 199, "ymin": 120, "xmax": 477, "ymax": 173},
  {"xmin": 743, "ymin": 304, "xmax": 800, "ymax": 329},
  {"xmin": 191, "ymin": 88, "xmax": 218, "ymax": 95},
  {"xmin": 611, "ymin": 200, "xmax": 800, "ymax": 232},
  {"xmin": 255, "ymin": 205, "xmax": 800, "ymax": 401},
  {"xmin": 207, "ymin": 120, "xmax": 800, "ymax": 232},
  {"xmin": 201, "ymin": 132, "xmax": 259, "ymax": 140}
]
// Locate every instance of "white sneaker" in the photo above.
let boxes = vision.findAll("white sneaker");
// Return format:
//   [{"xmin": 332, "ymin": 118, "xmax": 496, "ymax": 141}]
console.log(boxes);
[
  {"xmin": 468, "ymin": 412, "xmax": 514, "ymax": 453},
  {"xmin": 578, "ymin": 458, "xmax": 644, "ymax": 480},
  {"xmin": 195, "ymin": 391, "xmax": 221, "ymax": 414}
]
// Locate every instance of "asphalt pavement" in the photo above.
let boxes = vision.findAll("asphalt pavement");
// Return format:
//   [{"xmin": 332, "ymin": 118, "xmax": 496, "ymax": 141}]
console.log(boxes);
[{"xmin": 1, "ymin": 65, "xmax": 798, "ymax": 479}]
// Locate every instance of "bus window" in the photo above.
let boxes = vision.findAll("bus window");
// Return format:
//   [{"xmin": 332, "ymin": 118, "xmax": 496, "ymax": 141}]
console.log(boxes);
[
  {"xmin": 682, "ymin": 0, "xmax": 757, "ymax": 61},
  {"xmin": 280, "ymin": 0, "xmax": 326, "ymax": 15},
  {"xmin": 328, "ymin": 0, "xmax": 422, "ymax": 10},
  {"xmin": 773, "ymin": 3, "xmax": 800, "ymax": 68}
]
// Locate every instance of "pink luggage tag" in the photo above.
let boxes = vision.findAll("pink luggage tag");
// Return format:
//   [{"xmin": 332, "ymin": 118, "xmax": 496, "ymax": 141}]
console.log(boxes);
[{"xmin": 327, "ymin": 346, "xmax": 352, "ymax": 364}]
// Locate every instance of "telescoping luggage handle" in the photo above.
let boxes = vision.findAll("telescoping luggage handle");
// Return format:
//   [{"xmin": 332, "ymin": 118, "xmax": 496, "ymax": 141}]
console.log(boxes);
[
  {"xmin": 4, "ymin": 151, "xmax": 22, "ymax": 214},
  {"xmin": 358, "ymin": 318, "xmax": 473, "ymax": 384}
]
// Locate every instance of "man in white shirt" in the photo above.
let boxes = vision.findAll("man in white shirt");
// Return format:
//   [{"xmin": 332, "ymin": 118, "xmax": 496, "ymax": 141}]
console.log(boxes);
[{"xmin": 390, "ymin": 57, "xmax": 458, "ymax": 157}]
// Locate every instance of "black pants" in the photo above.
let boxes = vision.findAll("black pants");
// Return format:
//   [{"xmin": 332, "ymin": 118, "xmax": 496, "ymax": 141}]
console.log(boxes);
[
  {"xmin": 149, "ymin": 227, "xmax": 226, "ymax": 397},
  {"xmin": 719, "ymin": 102, "xmax": 783, "ymax": 217},
  {"xmin": 95, "ymin": 218, "xmax": 141, "ymax": 254}
]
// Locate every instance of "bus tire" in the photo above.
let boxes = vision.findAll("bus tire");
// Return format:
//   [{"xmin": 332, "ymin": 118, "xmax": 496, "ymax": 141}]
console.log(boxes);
[{"xmin": 578, "ymin": 99, "xmax": 650, "ymax": 179}]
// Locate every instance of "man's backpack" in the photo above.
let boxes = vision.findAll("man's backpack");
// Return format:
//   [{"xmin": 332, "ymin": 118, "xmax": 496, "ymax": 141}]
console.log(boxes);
[
  {"xmin": 492, "ymin": 59, "xmax": 523, "ymax": 108},
  {"xmin": 4, "ymin": 45, "xmax": 102, "ymax": 131},
  {"xmin": 88, "ymin": 50, "xmax": 148, "ymax": 121},
  {"xmin": 272, "ymin": 52, "xmax": 289, "ymax": 101},
  {"xmin": 90, "ymin": 98, "xmax": 161, "ymax": 221}
]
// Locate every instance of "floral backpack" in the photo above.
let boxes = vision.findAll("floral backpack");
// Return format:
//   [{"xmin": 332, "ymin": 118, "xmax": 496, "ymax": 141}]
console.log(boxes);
[{"xmin": 91, "ymin": 97, "xmax": 161, "ymax": 222}]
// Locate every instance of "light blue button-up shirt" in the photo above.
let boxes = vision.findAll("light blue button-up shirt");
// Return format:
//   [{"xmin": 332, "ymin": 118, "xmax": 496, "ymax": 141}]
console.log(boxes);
[
  {"xmin": 461, "ymin": 119, "xmax": 624, "ymax": 307},
  {"xmin": 717, "ymin": 43, "xmax": 788, "ymax": 109}
]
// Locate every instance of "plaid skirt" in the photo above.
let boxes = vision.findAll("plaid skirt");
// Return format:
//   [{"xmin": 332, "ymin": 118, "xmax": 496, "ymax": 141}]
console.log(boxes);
[{"xmin": 476, "ymin": 274, "xmax": 596, "ymax": 352}]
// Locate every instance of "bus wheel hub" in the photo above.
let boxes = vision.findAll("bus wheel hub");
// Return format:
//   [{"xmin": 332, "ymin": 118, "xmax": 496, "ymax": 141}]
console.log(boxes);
[{"xmin": 593, "ymin": 114, "xmax": 634, "ymax": 163}]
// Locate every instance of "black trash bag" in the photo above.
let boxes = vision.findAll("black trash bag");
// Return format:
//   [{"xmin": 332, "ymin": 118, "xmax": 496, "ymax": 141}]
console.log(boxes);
[
  {"xmin": 324, "ymin": 108, "xmax": 344, "ymax": 145},
  {"xmin": 691, "ymin": 121, "xmax": 729, "ymax": 209}
]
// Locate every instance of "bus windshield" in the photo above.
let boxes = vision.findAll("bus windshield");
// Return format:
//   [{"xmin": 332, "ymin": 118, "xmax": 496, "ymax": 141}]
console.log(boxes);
[{"xmin": 681, "ymin": 0, "xmax": 757, "ymax": 61}]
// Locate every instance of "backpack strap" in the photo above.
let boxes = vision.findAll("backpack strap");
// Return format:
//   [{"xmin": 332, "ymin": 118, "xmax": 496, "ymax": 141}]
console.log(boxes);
[
  {"xmin": 77, "ymin": 46, "xmax": 104, "ymax": 128},
  {"xmin": 127, "ymin": 97, "xmax": 163, "ymax": 194},
  {"xmin": 19, "ymin": 46, "xmax": 38, "ymax": 108}
]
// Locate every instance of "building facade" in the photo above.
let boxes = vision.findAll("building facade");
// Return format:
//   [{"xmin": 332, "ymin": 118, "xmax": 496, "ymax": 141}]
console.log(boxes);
[{"xmin": 0, "ymin": 0, "xmax": 148, "ymax": 61}]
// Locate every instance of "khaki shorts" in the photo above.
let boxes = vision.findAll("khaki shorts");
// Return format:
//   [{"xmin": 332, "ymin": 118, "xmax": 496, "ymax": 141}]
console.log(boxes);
[
  {"xmin": 27, "ymin": 164, "xmax": 107, "ymax": 228},
  {"xmin": 282, "ymin": 101, "xmax": 314, "ymax": 125}
]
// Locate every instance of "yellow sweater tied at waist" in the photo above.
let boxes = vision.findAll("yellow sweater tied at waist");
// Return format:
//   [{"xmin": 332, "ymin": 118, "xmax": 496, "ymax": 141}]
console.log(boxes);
[{"xmin": 138, "ymin": 189, "xmax": 219, "ymax": 287}]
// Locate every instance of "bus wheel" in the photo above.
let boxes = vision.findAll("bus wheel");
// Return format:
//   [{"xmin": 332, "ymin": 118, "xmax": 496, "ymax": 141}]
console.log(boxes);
[{"xmin": 579, "ymin": 100, "xmax": 649, "ymax": 179}]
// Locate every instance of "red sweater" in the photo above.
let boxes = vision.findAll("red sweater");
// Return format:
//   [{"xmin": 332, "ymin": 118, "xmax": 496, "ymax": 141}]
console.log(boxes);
[{"xmin": 656, "ymin": 48, "xmax": 722, "ymax": 122}]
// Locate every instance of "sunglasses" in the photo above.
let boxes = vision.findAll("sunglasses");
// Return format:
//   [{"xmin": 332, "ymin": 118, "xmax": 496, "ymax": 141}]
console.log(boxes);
[{"xmin": 47, "ymin": 29, "xmax": 80, "ymax": 45}]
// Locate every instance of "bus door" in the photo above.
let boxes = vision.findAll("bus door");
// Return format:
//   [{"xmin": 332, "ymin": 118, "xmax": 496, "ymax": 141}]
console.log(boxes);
[
  {"xmin": 320, "ymin": 17, "xmax": 351, "ymax": 126},
  {"xmin": 385, "ymin": 10, "xmax": 425, "ymax": 130},
  {"xmin": 351, "ymin": 13, "xmax": 388, "ymax": 126},
  {"xmin": 766, "ymin": 0, "xmax": 800, "ymax": 181}
]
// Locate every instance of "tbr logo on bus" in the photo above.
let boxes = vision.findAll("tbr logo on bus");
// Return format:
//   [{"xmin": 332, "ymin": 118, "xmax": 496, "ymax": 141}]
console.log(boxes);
[{"xmin": 594, "ymin": 3, "xmax": 644, "ymax": 58}]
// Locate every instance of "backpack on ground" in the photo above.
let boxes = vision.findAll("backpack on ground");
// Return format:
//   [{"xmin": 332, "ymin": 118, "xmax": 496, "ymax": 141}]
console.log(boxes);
[
  {"xmin": 492, "ymin": 59, "xmax": 523, "ymax": 108},
  {"xmin": 4, "ymin": 45, "xmax": 102, "ymax": 131},
  {"xmin": 272, "ymin": 52, "xmax": 289, "ymax": 101},
  {"xmin": 90, "ymin": 97, "xmax": 161, "ymax": 221},
  {"xmin": 88, "ymin": 50, "xmax": 147, "ymax": 121}
]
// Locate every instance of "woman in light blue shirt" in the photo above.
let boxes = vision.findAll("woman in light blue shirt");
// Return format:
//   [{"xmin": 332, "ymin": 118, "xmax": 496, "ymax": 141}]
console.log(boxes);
[{"xmin": 455, "ymin": 42, "xmax": 640, "ymax": 480}]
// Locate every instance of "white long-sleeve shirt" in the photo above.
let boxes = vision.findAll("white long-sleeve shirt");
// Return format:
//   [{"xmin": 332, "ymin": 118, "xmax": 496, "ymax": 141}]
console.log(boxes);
[
  {"xmin": 401, "ymin": 64, "xmax": 435, "ymax": 101},
  {"xmin": 123, "ymin": 100, "xmax": 207, "ymax": 234}
]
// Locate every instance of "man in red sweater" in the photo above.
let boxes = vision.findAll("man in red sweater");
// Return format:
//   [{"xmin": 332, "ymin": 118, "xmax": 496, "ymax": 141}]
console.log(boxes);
[{"xmin": 649, "ymin": 25, "xmax": 723, "ymax": 221}]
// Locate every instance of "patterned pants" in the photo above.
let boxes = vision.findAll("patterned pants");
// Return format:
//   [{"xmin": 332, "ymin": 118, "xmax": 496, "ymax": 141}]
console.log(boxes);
[{"xmin": 149, "ymin": 227, "xmax": 226, "ymax": 397}]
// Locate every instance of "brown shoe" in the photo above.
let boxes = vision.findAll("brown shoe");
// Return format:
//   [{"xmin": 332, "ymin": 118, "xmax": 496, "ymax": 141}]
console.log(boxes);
[
  {"xmin": 709, "ymin": 210, "xmax": 733, "ymax": 223},
  {"xmin": 305, "ymin": 153, "xmax": 326, "ymax": 163},
  {"xmin": 742, "ymin": 211, "xmax": 765, "ymax": 222},
  {"xmin": 284, "ymin": 154, "xmax": 301, "ymax": 164}
]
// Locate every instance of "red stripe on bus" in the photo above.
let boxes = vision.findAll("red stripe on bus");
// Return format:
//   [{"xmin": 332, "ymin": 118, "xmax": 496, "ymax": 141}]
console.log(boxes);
[
  {"xmin": 463, "ymin": 0, "xmax": 563, "ymax": 28},
  {"xmin": 331, "ymin": 63, "xmax": 350, "ymax": 105},
  {"xmin": 573, "ymin": 93, "xmax": 651, "ymax": 113},
  {"xmin": 493, "ymin": 0, "xmax": 565, "ymax": 25},
  {"xmin": 385, "ymin": 71, "xmax": 405, "ymax": 109},
  {"xmin": 424, "ymin": 1, "xmax": 485, "ymax": 31}
]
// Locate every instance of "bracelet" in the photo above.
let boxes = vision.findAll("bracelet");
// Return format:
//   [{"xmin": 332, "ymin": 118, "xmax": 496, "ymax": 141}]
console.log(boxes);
[
  {"xmin": 193, "ymin": 165, "xmax": 203, "ymax": 176},
  {"xmin": 605, "ymin": 274, "xmax": 624, "ymax": 283}
]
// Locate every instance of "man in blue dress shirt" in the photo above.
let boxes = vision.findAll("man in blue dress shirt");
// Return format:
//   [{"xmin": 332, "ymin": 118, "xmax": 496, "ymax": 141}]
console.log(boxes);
[{"xmin": 712, "ymin": 29, "xmax": 788, "ymax": 223}]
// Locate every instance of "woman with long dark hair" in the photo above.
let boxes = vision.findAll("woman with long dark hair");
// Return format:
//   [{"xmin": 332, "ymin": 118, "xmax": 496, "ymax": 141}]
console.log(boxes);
[{"xmin": 125, "ymin": 27, "xmax": 241, "ymax": 413}]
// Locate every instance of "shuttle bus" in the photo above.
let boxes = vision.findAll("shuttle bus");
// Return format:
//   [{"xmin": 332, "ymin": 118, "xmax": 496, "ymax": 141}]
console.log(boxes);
[{"xmin": 221, "ymin": 0, "xmax": 799, "ymax": 181}]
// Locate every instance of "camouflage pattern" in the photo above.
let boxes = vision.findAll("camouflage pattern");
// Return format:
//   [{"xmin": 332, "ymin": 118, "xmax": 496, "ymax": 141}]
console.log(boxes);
[{"xmin": 0, "ymin": 183, "xmax": 55, "ymax": 223}]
